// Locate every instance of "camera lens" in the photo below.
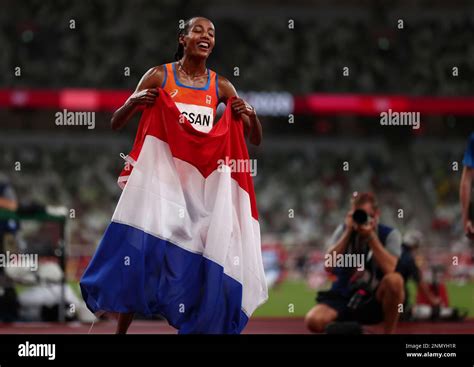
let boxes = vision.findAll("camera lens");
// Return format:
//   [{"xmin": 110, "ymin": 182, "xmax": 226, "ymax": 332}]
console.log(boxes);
[{"xmin": 352, "ymin": 209, "xmax": 368, "ymax": 225}]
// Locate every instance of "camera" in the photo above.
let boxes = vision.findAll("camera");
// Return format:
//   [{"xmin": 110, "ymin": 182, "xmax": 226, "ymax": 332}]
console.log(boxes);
[{"xmin": 352, "ymin": 209, "xmax": 369, "ymax": 225}]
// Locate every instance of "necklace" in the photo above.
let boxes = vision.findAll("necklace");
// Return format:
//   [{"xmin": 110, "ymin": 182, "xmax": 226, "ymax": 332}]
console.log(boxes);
[{"xmin": 177, "ymin": 61, "xmax": 208, "ymax": 79}]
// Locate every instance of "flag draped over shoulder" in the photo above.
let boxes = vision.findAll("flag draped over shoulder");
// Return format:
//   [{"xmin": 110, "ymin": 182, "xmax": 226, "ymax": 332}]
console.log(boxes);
[{"xmin": 80, "ymin": 88, "xmax": 268, "ymax": 334}]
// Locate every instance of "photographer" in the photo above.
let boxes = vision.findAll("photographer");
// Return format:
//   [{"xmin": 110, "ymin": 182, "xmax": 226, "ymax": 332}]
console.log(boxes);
[
  {"xmin": 0, "ymin": 174, "xmax": 20, "ymax": 322},
  {"xmin": 305, "ymin": 192, "xmax": 404, "ymax": 334},
  {"xmin": 396, "ymin": 231, "xmax": 441, "ymax": 312}
]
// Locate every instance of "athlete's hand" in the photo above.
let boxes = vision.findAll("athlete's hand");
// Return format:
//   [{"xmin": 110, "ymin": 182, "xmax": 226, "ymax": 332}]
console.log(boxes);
[
  {"xmin": 128, "ymin": 88, "xmax": 159, "ymax": 107},
  {"xmin": 231, "ymin": 98, "xmax": 255, "ymax": 117}
]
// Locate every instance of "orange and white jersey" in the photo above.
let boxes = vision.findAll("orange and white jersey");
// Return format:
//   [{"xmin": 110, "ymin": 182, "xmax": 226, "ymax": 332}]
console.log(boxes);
[{"xmin": 161, "ymin": 62, "xmax": 219, "ymax": 133}]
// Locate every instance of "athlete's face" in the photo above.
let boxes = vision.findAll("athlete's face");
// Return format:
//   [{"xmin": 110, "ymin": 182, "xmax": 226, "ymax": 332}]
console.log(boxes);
[{"xmin": 181, "ymin": 18, "xmax": 215, "ymax": 59}]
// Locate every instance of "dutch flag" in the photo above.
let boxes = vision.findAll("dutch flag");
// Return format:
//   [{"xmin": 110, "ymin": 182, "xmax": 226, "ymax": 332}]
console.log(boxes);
[{"xmin": 80, "ymin": 88, "xmax": 268, "ymax": 334}]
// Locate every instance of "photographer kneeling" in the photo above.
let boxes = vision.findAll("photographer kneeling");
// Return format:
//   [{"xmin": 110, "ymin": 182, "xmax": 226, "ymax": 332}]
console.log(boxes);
[{"xmin": 305, "ymin": 192, "xmax": 404, "ymax": 334}]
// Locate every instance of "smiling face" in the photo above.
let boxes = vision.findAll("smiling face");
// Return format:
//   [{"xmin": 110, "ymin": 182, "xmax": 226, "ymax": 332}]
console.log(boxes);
[{"xmin": 180, "ymin": 17, "xmax": 215, "ymax": 59}]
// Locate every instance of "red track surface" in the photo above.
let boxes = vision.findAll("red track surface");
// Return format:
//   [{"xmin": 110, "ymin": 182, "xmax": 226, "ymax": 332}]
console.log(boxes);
[{"xmin": 0, "ymin": 318, "xmax": 473, "ymax": 334}]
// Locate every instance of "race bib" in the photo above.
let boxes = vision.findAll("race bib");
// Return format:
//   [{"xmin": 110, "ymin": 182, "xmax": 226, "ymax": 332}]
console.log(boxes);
[{"xmin": 175, "ymin": 102, "xmax": 214, "ymax": 133}]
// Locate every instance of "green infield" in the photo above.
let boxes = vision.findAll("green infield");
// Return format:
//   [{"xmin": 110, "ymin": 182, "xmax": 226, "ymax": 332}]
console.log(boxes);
[{"xmin": 253, "ymin": 279, "xmax": 474, "ymax": 317}]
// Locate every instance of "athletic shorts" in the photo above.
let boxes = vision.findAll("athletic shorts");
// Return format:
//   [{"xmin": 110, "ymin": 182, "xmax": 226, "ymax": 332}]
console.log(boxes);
[{"xmin": 316, "ymin": 289, "xmax": 384, "ymax": 325}]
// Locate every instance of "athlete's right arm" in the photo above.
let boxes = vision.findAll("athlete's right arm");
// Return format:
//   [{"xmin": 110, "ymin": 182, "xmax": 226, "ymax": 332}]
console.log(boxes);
[{"xmin": 110, "ymin": 66, "xmax": 165, "ymax": 130}]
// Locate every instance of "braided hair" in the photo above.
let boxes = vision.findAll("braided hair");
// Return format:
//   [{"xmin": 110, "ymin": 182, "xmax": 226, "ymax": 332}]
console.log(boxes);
[{"xmin": 174, "ymin": 18, "xmax": 194, "ymax": 61}]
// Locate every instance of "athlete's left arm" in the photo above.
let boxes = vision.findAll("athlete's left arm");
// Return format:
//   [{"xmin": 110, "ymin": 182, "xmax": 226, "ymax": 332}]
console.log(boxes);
[{"xmin": 218, "ymin": 76, "xmax": 262, "ymax": 146}]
